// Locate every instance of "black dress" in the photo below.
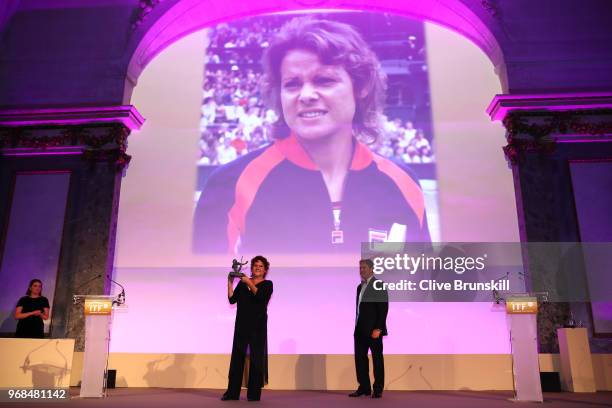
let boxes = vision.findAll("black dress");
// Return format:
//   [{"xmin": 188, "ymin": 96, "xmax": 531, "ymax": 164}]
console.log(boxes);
[
  {"xmin": 225, "ymin": 280, "xmax": 273, "ymax": 400},
  {"xmin": 15, "ymin": 296, "xmax": 49, "ymax": 338}
]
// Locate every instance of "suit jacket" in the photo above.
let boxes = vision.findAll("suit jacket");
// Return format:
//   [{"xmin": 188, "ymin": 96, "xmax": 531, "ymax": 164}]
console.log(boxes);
[{"xmin": 354, "ymin": 277, "xmax": 389, "ymax": 338}]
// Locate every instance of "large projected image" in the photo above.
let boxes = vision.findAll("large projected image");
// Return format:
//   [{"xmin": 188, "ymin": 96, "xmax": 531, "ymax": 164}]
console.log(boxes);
[
  {"xmin": 112, "ymin": 10, "xmax": 517, "ymax": 354},
  {"xmin": 193, "ymin": 13, "xmax": 438, "ymax": 255}
]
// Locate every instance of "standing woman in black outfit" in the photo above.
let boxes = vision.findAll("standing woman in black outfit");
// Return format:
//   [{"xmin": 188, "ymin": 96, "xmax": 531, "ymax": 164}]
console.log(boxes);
[
  {"xmin": 222, "ymin": 255, "xmax": 273, "ymax": 401},
  {"xmin": 14, "ymin": 279, "xmax": 50, "ymax": 338}
]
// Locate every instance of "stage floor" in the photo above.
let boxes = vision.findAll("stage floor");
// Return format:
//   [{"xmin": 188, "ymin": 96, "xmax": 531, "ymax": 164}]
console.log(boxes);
[{"xmin": 12, "ymin": 388, "xmax": 611, "ymax": 407}]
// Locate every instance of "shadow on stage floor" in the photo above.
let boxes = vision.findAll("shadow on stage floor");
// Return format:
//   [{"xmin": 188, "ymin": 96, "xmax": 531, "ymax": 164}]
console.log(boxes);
[{"xmin": 14, "ymin": 388, "xmax": 611, "ymax": 408}]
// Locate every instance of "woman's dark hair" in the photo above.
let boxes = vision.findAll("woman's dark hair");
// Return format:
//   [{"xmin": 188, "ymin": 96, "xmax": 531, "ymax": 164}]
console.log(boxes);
[
  {"xmin": 261, "ymin": 17, "xmax": 387, "ymax": 142},
  {"xmin": 251, "ymin": 255, "xmax": 270, "ymax": 278},
  {"xmin": 26, "ymin": 279, "xmax": 43, "ymax": 296}
]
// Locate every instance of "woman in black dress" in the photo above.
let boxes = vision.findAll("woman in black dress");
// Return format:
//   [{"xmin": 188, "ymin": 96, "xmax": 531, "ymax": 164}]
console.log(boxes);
[
  {"xmin": 222, "ymin": 255, "xmax": 273, "ymax": 401},
  {"xmin": 14, "ymin": 279, "xmax": 50, "ymax": 338}
]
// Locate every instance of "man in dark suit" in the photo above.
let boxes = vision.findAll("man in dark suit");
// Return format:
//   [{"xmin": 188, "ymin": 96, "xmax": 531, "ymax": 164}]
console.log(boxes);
[{"xmin": 349, "ymin": 259, "xmax": 389, "ymax": 399}]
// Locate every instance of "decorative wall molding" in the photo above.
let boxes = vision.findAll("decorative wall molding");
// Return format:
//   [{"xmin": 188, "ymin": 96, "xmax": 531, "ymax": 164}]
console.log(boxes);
[
  {"xmin": 500, "ymin": 110, "xmax": 612, "ymax": 165},
  {"xmin": 487, "ymin": 93, "xmax": 612, "ymax": 121},
  {"xmin": 0, "ymin": 105, "xmax": 145, "ymax": 131},
  {"xmin": 0, "ymin": 105, "xmax": 141, "ymax": 170},
  {"xmin": 487, "ymin": 94, "xmax": 612, "ymax": 164},
  {"xmin": 0, "ymin": 123, "xmax": 133, "ymax": 170},
  {"xmin": 0, "ymin": 124, "xmax": 127, "ymax": 148},
  {"xmin": 503, "ymin": 110, "xmax": 612, "ymax": 139}
]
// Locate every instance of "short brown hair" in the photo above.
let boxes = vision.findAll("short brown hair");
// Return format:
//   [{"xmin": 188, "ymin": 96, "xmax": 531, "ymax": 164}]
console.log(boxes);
[
  {"xmin": 251, "ymin": 255, "xmax": 270, "ymax": 278},
  {"xmin": 261, "ymin": 17, "xmax": 387, "ymax": 142},
  {"xmin": 359, "ymin": 259, "xmax": 374, "ymax": 269}
]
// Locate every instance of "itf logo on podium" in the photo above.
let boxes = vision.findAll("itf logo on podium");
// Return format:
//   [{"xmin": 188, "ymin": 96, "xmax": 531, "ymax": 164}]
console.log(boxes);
[
  {"xmin": 506, "ymin": 298, "xmax": 538, "ymax": 314},
  {"xmin": 84, "ymin": 298, "xmax": 113, "ymax": 315}
]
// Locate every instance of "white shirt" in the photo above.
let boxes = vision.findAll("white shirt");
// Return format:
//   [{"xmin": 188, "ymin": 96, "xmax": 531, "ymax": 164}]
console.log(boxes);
[{"xmin": 357, "ymin": 275, "xmax": 374, "ymax": 321}]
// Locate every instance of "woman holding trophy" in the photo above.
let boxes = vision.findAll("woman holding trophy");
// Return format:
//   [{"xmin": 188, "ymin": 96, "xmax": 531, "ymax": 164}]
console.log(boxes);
[{"xmin": 222, "ymin": 256, "xmax": 273, "ymax": 401}]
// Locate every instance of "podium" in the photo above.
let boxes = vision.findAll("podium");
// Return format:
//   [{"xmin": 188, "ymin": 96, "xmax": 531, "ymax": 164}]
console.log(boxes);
[
  {"xmin": 505, "ymin": 295, "xmax": 543, "ymax": 402},
  {"xmin": 73, "ymin": 295, "xmax": 117, "ymax": 398},
  {"xmin": 557, "ymin": 328, "xmax": 596, "ymax": 392}
]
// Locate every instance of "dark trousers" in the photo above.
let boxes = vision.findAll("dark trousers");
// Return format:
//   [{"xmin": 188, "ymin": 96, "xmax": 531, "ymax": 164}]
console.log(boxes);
[
  {"xmin": 226, "ymin": 333, "xmax": 265, "ymax": 400},
  {"xmin": 354, "ymin": 334, "xmax": 384, "ymax": 393}
]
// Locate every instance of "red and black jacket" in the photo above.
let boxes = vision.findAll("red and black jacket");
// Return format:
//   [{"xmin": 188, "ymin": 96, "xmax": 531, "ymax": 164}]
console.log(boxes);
[{"xmin": 193, "ymin": 134, "xmax": 430, "ymax": 254}]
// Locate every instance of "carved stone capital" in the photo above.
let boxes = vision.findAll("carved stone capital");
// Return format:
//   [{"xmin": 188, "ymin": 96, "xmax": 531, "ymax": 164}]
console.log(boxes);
[
  {"xmin": 487, "ymin": 93, "xmax": 612, "ymax": 165},
  {"xmin": 0, "ymin": 105, "xmax": 143, "ymax": 171}
]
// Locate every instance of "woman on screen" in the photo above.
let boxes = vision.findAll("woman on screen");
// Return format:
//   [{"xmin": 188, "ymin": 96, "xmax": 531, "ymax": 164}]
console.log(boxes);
[
  {"xmin": 222, "ymin": 256, "xmax": 273, "ymax": 401},
  {"xmin": 14, "ymin": 279, "xmax": 50, "ymax": 338},
  {"xmin": 194, "ymin": 17, "xmax": 430, "ymax": 254}
]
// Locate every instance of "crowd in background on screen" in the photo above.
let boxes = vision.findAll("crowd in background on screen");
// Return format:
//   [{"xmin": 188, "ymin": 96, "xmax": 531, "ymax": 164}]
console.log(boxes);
[{"xmin": 198, "ymin": 16, "xmax": 434, "ymax": 166}]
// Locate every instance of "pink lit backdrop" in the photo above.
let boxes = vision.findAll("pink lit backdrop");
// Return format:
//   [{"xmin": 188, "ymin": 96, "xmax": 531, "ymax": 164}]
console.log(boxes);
[
  {"xmin": 110, "ymin": 268, "xmax": 511, "ymax": 354},
  {"xmin": 111, "ymin": 13, "xmax": 518, "ymax": 354}
]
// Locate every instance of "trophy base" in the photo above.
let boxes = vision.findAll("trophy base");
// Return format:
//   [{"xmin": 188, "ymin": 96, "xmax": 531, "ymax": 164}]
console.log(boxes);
[{"xmin": 229, "ymin": 272, "xmax": 246, "ymax": 278}]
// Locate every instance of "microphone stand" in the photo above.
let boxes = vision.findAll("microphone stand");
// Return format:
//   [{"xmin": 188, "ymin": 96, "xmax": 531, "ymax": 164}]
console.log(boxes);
[
  {"xmin": 107, "ymin": 276, "xmax": 126, "ymax": 306},
  {"xmin": 492, "ymin": 272, "xmax": 510, "ymax": 304}
]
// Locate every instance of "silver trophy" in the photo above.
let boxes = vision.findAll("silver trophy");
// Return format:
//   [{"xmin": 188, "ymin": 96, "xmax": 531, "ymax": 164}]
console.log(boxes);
[{"xmin": 228, "ymin": 257, "xmax": 249, "ymax": 278}]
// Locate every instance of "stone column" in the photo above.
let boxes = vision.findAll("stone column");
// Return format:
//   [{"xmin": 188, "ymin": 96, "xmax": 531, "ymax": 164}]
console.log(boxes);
[
  {"xmin": 0, "ymin": 106, "xmax": 144, "ymax": 351},
  {"xmin": 487, "ymin": 93, "xmax": 612, "ymax": 352}
]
